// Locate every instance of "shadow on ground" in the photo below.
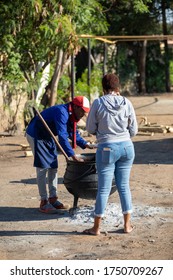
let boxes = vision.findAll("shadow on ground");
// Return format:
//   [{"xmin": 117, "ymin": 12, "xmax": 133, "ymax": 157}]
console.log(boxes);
[
  {"xmin": 0, "ymin": 230, "xmax": 79, "ymax": 237},
  {"xmin": 0, "ymin": 206, "xmax": 70, "ymax": 222},
  {"xmin": 134, "ymin": 137, "xmax": 173, "ymax": 164}
]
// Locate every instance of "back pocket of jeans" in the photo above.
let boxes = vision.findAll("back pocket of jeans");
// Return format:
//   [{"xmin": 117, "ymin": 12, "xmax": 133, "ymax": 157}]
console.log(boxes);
[
  {"xmin": 102, "ymin": 148, "xmax": 114, "ymax": 163},
  {"xmin": 124, "ymin": 145, "xmax": 135, "ymax": 160}
]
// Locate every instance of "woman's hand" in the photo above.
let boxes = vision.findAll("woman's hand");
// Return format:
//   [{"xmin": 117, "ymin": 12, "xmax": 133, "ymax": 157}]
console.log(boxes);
[{"xmin": 85, "ymin": 143, "xmax": 97, "ymax": 149}]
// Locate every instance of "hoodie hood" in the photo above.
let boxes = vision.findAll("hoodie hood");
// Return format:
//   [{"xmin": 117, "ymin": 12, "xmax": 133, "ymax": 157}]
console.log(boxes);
[{"xmin": 100, "ymin": 95, "xmax": 126, "ymax": 116}]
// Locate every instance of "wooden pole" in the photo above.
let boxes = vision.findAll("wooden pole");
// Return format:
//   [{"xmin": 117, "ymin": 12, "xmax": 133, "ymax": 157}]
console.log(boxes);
[
  {"xmin": 87, "ymin": 39, "xmax": 91, "ymax": 103},
  {"xmin": 87, "ymin": 38, "xmax": 91, "ymax": 90},
  {"xmin": 71, "ymin": 53, "xmax": 75, "ymax": 100},
  {"xmin": 71, "ymin": 53, "xmax": 76, "ymax": 148},
  {"xmin": 103, "ymin": 42, "xmax": 107, "ymax": 75}
]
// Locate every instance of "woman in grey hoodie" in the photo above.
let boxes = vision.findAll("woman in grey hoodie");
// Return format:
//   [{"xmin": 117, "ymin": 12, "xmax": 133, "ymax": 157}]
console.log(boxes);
[{"xmin": 83, "ymin": 73, "xmax": 138, "ymax": 235}]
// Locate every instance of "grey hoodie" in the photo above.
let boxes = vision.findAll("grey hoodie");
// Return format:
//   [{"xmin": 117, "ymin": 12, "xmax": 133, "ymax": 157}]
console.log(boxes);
[{"xmin": 86, "ymin": 94, "xmax": 138, "ymax": 144}]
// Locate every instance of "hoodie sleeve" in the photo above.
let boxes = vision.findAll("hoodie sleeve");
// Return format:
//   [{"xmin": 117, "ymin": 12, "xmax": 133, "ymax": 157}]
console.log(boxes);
[
  {"xmin": 86, "ymin": 99, "xmax": 99, "ymax": 134},
  {"xmin": 127, "ymin": 100, "xmax": 138, "ymax": 137}
]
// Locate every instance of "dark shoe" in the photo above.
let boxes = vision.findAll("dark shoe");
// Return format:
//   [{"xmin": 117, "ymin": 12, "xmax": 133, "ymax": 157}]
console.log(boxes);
[
  {"xmin": 49, "ymin": 197, "xmax": 70, "ymax": 210},
  {"xmin": 39, "ymin": 200, "xmax": 57, "ymax": 214}
]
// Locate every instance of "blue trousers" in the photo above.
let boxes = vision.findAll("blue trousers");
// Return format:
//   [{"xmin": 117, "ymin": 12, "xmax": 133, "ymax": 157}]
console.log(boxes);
[
  {"xmin": 95, "ymin": 140, "xmax": 135, "ymax": 217},
  {"xmin": 26, "ymin": 133, "xmax": 58, "ymax": 200}
]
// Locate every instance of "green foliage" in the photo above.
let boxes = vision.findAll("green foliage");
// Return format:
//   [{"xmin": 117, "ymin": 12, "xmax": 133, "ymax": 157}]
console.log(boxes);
[
  {"xmin": 0, "ymin": 0, "xmax": 173, "ymax": 105},
  {"xmin": 133, "ymin": 0, "xmax": 152, "ymax": 13},
  {"xmin": 116, "ymin": 43, "xmax": 137, "ymax": 87},
  {"xmin": 74, "ymin": 0, "xmax": 108, "ymax": 34},
  {"xmin": 56, "ymin": 65, "xmax": 103, "ymax": 104},
  {"xmin": 146, "ymin": 42, "xmax": 166, "ymax": 92},
  {"xmin": 0, "ymin": 0, "xmax": 108, "ymax": 100},
  {"xmin": 56, "ymin": 72, "xmax": 71, "ymax": 103},
  {"xmin": 170, "ymin": 60, "xmax": 173, "ymax": 86},
  {"xmin": 101, "ymin": 0, "xmax": 158, "ymax": 36},
  {"xmin": 3, "ymin": 51, "xmax": 24, "ymax": 82},
  {"xmin": 75, "ymin": 66, "xmax": 103, "ymax": 98}
]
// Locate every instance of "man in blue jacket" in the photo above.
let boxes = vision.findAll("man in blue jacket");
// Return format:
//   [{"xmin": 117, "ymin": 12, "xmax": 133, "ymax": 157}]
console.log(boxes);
[{"xmin": 26, "ymin": 96, "xmax": 92, "ymax": 214}]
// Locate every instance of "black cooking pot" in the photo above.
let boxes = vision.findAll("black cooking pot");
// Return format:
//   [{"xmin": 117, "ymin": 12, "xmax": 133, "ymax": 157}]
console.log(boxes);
[{"xmin": 63, "ymin": 153, "xmax": 116, "ymax": 208}]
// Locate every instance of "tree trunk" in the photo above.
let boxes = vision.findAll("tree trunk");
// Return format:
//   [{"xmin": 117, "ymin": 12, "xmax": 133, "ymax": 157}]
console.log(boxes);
[
  {"xmin": 49, "ymin": 49, "xmax": 64, "ymax": 106},
  {"xmin": 137, "ymin": 40, "xmax": 147, "ymax": 94},
  {"xmin": 40, "ymin": 78, "xmax": 52, "ymax": 108},
  {"xmin": 40, "ymin": 51, "xmax": 72, "ymax": 108},
  {"xmin": 161, "ymin": 0, "xmax": 171, "ymax": 92}
]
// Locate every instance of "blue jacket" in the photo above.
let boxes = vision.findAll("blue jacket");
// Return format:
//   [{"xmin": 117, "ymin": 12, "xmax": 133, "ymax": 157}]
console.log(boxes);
[{"xmin": 26, "ymin": 103, "xmax": 87, "ymax": 168}]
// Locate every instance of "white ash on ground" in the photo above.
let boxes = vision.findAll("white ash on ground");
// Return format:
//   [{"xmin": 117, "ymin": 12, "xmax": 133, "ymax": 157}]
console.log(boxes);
[{"xmin": 62, "ymin": 202, "xmax": 173, "ymax": 228}]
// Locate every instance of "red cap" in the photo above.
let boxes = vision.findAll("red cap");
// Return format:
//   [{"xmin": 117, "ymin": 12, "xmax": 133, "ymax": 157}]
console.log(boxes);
[{"xmin": 72, "ymin": 96, "xmax": 90, "ymax": 112}]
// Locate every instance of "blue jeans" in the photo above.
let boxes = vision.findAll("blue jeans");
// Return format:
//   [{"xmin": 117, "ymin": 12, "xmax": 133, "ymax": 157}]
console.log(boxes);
[{"xmin": 95, "ymin": 140, "xmax": 135, "ymax": 217}]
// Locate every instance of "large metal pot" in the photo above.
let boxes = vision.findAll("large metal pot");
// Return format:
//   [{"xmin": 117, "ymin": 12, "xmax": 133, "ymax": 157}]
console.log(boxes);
[{"xmin": 63, "ymin": 153, "xmax": 116, "ymax": 209}]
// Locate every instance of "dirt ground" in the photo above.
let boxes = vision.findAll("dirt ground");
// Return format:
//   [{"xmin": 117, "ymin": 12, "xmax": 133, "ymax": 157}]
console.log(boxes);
[{"xmin": 0, "ymin": 94, "xmax": 173, "ymax": 260}]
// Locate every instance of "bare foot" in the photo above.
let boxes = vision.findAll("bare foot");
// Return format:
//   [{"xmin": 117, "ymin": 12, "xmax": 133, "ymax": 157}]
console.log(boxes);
[
  {"xmin": 82, "ymin": 228, "xmax": 100, "ymax": 236},
  {"xmin": 124, "ymin": 225, "xmax": 135, "ymax": 233}
]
